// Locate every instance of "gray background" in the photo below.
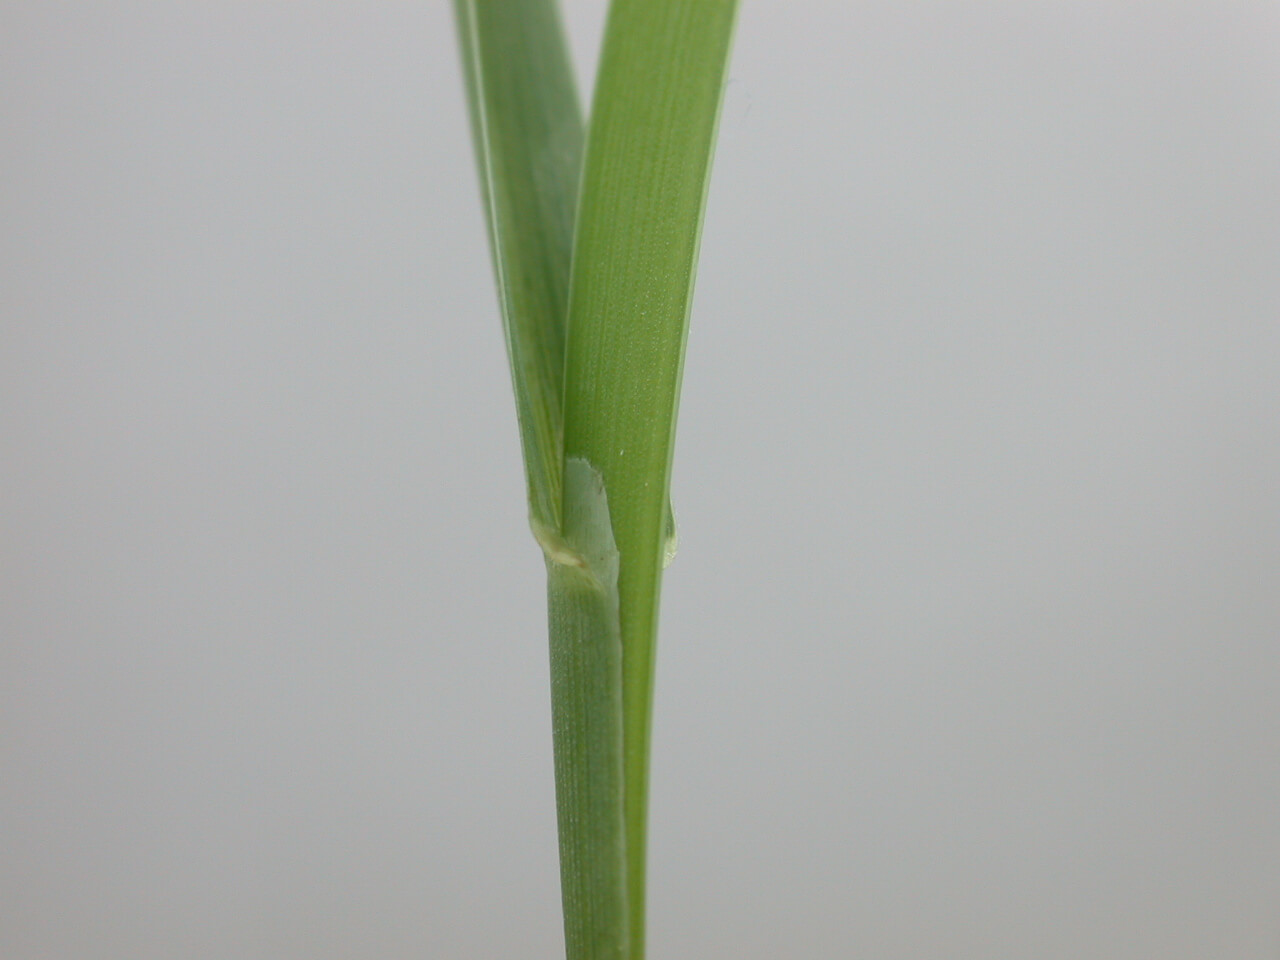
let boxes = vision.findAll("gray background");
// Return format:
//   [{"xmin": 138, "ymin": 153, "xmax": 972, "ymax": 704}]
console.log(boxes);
[{"xmin": 3, "ymin": 2, "xmax": 1278, "ymax": 957}]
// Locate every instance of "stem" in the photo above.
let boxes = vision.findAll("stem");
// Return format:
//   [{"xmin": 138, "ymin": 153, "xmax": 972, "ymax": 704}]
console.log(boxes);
[{"xmin": 545, "ymin": 459, "xmax": 629, "ymax": 960}]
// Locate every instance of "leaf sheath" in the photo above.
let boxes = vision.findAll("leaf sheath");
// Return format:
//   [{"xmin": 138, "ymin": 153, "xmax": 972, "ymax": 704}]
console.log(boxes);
[{"xmin": 454, "ymin": 4, "xmax": 630, "ymax": 958}]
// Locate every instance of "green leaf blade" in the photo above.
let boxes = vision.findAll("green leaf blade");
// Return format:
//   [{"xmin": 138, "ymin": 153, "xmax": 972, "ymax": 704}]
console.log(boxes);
[
  {"xmin": 561, "ymin": 2, "xmax": 739, "ymax": 955},
  {"xmin": 454, "ymin": 0, "xmax": 581, "ymax": 533},
  {"xmin": 454, "ymin": 6, "xmax": 632, "ymax": 959}
]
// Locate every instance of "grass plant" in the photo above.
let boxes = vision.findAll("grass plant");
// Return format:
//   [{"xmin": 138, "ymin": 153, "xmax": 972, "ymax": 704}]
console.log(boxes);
[{"xmin": 455, "ymin": 2, "xmax": 737, "ymax": 956}]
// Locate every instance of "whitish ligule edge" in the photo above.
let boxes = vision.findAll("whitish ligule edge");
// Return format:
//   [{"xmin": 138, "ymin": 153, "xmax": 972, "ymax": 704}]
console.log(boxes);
[{"xmin": 534, "ymin": 458, "xmax": 621, "ymax": 584}]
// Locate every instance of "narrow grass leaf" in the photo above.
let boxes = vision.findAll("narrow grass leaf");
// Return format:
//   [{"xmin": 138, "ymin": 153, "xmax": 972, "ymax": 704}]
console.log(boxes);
[
  {"xmin": 561, "ymin": 2, "xmax": 739, "ymax": 956},
  {"xmin": 454, "ymin": 4, "xmax": 630, "ymax": 958},
  {"xmin": 453, "ymin": 0, "xmax": 579, "ymax": 535}
]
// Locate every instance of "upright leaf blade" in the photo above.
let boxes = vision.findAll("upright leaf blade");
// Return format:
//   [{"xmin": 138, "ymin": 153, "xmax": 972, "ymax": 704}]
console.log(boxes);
[
  {"xmin": 453, "ymin": 0, "xmax": 580, "ymax": 534},
  {"xmin": 455, "ymin": 5, "xmax": 630, "ymax": 958},
  {"xmin": 561, "ymin": 2, "xmax": 739, "ymax": 956}
]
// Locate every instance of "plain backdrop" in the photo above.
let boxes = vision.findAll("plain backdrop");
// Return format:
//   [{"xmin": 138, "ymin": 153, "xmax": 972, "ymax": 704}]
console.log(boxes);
[{"xmin": 3, "ymin": 2, "xmax": 1278, "ymax": 958}]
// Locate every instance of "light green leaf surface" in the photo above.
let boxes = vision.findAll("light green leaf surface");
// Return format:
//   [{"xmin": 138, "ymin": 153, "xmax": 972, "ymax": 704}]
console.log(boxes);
[
  {"xmin": 562, "ymin": 2, "xmax": 739, "ymax": 956},
  {"xmin": 454, "ymin": 0, "xmax": 580, "ymax": 535},
  {"xmin": 455, "ymin": 4, "xmax": 629, "ymax": 958}
]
